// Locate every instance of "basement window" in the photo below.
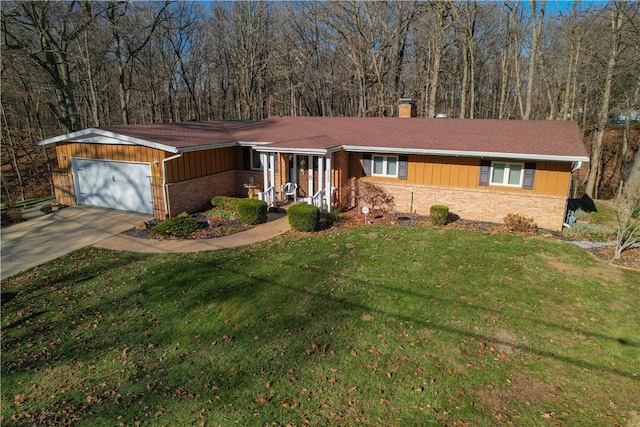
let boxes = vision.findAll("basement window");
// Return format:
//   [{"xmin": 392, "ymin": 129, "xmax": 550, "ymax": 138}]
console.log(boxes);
[
  {"xmin": 490, "ymin": 162, "xmax": 524, "ymax": 187},
  {"xmin": 372, "ymin": 156, "xmax": 398, "ymax": 177}
]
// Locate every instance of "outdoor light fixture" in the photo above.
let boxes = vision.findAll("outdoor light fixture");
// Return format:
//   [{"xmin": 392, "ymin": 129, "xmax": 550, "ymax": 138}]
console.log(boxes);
[
  {"xmin": 60, "ymin": 153, "xmax": 66, "ymax": 159},
  {"xmin": 153, "ymin": 159, "xmax": 159, "ymax": 167}
]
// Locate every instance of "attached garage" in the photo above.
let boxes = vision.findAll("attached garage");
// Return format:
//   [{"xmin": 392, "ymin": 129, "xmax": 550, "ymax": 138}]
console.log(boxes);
[{"xmin": 72, "ymin": 158, "xmax": 153, "ymax": 214}]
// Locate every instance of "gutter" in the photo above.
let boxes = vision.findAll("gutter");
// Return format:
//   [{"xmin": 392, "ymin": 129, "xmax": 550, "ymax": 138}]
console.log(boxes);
[
  {"xmin": 341, "ymin": 145, "xmax": 590, "ymax": 163},
  {"xmin": 162, "ymin": 152, "xmax": 183, "ymax": 217}
]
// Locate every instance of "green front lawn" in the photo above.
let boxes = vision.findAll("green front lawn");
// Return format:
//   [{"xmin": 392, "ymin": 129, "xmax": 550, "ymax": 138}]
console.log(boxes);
[{"xmin": 2, "ymin": 226, "xmax": 639, "ymax": 426}]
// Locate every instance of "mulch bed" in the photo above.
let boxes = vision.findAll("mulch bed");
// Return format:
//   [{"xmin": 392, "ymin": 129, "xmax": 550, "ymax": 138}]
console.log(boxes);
[
  {"xmin": 588, "ymin": 246, "xmax": 640, "ymax": 270},
  {"xmin": 122, "ymin": 213, "xmax": 251, "ymax": 240},
  {"xmin": 119, "ymin": 206, "xmax": 640, "ymax": 269}
]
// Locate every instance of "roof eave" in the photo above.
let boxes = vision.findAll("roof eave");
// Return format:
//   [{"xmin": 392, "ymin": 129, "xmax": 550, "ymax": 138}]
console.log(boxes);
[
  {"xmin": 36, "ymin": 128, "xmax": 180, "ymax": 154},
  {"xmin": 341, "ymin": 145, "xmax": 590, "ymax": 163},
  {"xmin": 178, "ymin": 141, "xmax": 238, "ymax": 152}
]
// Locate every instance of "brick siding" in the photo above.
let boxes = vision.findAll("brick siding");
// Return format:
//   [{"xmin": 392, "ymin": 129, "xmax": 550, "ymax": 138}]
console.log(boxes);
[
  {"xmin": 166, "ymin": 170, "xmax": 237, "ymax": 216},
  {"xmin": 356, "ymin": 179, "xmax": 568, "ymax": 230}
]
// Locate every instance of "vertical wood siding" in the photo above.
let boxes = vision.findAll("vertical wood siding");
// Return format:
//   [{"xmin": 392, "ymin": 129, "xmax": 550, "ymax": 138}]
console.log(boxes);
[
  {"xmin": 164, "ymin": 147, "xmax": 237, "ymax": 183},
  {"xmin": 56, "ymin": 143, "xmax": 165, "ymax": 181},
  {"xmin": 349, "ymin": 153, "xmax": 572, "ymax": 197}
]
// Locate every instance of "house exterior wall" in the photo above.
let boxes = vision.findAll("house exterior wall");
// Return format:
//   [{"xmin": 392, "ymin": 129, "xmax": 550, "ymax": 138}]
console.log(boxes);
[
  {"xmin": 164, "ymin": 146, "xmax": 237, "ymax": 183},
  {"xmin": 165, "ymin": 170, "xmax": 237, "ymax": 216},
  {"xmin": 53, "ymin": 143, "xmax": 167, "ymax": 217},
  {"xmin": 349, "ymin": 153, "xmax": 574, "ymax": 230},
  {"xmin": 53, "ymin": 143, "xmax": 243, "ymax": 219},
  {"xmin": 358, "ymin": 179, "xmax": 568, "ymax": 230},
  {"xmin": 332, "ymin": 151, "xmax": 350, "ymax": 206}
]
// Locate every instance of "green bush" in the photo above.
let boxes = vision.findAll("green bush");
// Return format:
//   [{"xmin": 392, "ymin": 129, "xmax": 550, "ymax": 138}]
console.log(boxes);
[
  {"xmin": 237, "ymin": 199, "xmax": 268, "ymax": 225},
  {"xmin": 288, "ymin": 203, "xmax": 320, "ymax": 232},
  {"xmin": 150, "ymin": 215, "xmax": 204, "ymax": 239},
  {"xmin": 503, "ymin": 213, "xmax": 537, "ymax": 233},
  {"xmin": 430, "ymin": 205, "xmax": 449, "ymax": 226},
  {"xmin": 211, "ymin": 196, "xmax": 241, "ymax": 211}
]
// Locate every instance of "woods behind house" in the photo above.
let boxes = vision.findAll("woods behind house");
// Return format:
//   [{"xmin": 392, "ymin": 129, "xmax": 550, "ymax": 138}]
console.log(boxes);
[{"xmin": 1, "ymin": 1, "xmax": 639, "ymax": 204}]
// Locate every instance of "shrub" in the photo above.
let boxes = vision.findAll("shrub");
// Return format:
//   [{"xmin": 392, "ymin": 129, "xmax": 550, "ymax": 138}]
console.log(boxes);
[
  {"xmin": 236, "ymin": 199, "xmax": 267, "ymax": 225},
  {"xmin": 430, "ymin": 205, "xmax": 449, "ymax": 226},
  {"xmin": 563, "ymin": 222, "xmax": 615, "ymax": 242},
  {"xmin": 211, "ymin": 196, "xmax": 241, "ymax": 211},
  {"xmin": 150, "ymin": 215, "xmax": 204, "ymax": 239},
  {"xmin": 288, "ymin": 203, "xmax": 320, "ymax": 232},
  {"xmin": 503, "ymin": 213, "xmax": 537, "ymax": 233},
  {"xmin": 358, "ymin": 182, "xmax": 394, "ymax": 211}
]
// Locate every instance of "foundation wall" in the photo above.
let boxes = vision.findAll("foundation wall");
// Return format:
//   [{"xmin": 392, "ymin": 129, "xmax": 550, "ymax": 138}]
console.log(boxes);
[{"xmin": 357, "ymin": 179, "xmax": 568, "ymax": 230}]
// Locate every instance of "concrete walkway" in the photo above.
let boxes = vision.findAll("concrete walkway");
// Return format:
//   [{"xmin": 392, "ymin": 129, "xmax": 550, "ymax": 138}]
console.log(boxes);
[
  {"xmin": 93, "ymin": 211, "xmax": 291, "ymax": 253},
  {"xmin": 1, "ymin": 205, "xmax": 151, "ymax": 281}
]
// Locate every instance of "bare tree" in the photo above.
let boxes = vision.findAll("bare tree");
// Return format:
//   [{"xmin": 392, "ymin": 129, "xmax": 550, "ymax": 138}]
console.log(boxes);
[
  {"xmin": 105, "ymin": 1, "xmax": 169, "ymax": 124},
  {"xmin": 2, "ymin": 1, "xmax": 104, "ymax": 132},
  {"xmin": 523, "ymin": 0, "xmax": 546, "ymax": 120},
  {"xmin": 613, "ymin": 178, "xmax": 640, "ymax": 259},
  {"xmin": 585, "ymin": 2, "xmax": 625, "ymax": 198}
]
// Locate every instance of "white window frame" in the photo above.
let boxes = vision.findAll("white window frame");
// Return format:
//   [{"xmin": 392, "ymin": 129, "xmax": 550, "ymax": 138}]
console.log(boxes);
[
  {"xmin": 250, "ymin": 148, "xmax": 262, "ymax": 171},
  {"xmin": 372, "ymin": 155, "xmax": 399, "ymax": 177},
  {"xmin": 490, "ymin": 161, "xmax": 524, "ymax": 187}
]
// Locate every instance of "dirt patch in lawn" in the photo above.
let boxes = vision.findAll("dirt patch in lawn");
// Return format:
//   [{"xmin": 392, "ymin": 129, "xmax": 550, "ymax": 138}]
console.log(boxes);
[
  {"xmin": 539, "ymin": 253, "xmax": 625, "ymax": 281},
  {"xmin": 476, "ymin": 371, "xmax": 558, "ymax": 419}
]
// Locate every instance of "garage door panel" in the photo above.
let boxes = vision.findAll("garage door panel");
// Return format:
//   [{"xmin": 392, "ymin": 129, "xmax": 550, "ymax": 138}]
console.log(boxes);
[{"xmin": 74, "ymin": 159, "xmax": 153, "ymax": 214}]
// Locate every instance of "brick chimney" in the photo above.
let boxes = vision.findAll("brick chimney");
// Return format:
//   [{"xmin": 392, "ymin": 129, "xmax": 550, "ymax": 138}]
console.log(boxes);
[{"xmin": 398, "ymin": 98, "xmax": 417, "ymax": 118}]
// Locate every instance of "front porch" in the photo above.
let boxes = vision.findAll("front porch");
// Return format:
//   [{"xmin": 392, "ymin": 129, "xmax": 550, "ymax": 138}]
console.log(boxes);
[{"xmin": 255, "ymin": 150, "xmax": 340, "ymax": 212}]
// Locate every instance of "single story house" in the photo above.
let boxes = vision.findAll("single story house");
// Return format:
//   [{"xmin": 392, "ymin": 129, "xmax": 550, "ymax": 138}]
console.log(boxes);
[{"xmin": 37, "ymin": 101, "xmax": 589, "ymax": 230}]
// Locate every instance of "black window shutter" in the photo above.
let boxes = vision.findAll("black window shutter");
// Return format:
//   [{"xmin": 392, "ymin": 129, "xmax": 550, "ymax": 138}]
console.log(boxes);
[
  {"xmin": 398, "ymin": 156, "xmax": 408, "ymax": 179},
  {"xmin": 273, "ymin": 153, "xmax": 278, "ymax": 172},
  {"xmin": 478, "ymin": 160, "xmax": 491, "ymax": 186},
  {"xmin": 523, "ymin": 162, "xmax": 536, "ymax": 189},
  {"xmin": 362, "ymin": 153, "xmax": 372, "ymax": 176}
]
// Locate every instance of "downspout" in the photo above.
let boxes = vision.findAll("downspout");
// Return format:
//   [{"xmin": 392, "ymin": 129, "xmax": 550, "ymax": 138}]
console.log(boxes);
[
  {"xmin": 570, "ymin": 161, "xmax": 583, "ymax": 198},
  {"xmin": 162, "ymin": 152, "xmax": 183, "ymax": 218},
  {"xmin": 572, "ymin": 161, "xmax": 582, "ymax": 173}
]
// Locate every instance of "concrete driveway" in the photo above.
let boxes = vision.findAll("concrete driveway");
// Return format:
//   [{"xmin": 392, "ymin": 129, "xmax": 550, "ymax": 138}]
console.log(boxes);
[{"xmin": 1, "ymin": 205, "xmax": 151, "ymax": 281}]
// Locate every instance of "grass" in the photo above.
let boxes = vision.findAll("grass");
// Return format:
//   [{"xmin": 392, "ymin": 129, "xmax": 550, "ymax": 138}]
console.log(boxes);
[
  {"xmin": 2, "ymin": 225, "xmax": 639, "ymax": 426},
  {"xmin": 563, "ymin": 199, "xmax": 619, "ymax": 241},
  {"xmin": 588, "ymin": 200, "xmax": 618, "ymax": 228}
]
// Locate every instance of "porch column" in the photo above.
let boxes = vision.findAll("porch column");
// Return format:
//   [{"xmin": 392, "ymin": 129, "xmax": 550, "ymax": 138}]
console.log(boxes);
[
  {"xmin": 318, "ymin": 155, "xmax": 324, "ymax": 209},
  {"xmin": 261, "ymin": 152, "xmax": 269, "ymax": 191},
  {"xmin": 325, "ymin": 153, "xmax": 332, "ymax": 213},
  {"xmin": 269, "ymin": 153, "xmax": 275, "ymax": 191},
  {"xmin": 307, "ymin": 155, "xmax": 313, "ymax": 200},
  {"xmin": 292, "ymin": 154, "xmax": 297, "ymax": 185}
]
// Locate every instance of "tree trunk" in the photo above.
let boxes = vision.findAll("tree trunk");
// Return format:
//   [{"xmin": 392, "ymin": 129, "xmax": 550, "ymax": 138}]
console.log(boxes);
[
  {"xmin": 585, "ymin": 5, "xmax": 624, "ymax": 197},
  {"xmin": 523, "ymin": 0, "xmax": 545, "ymax": 120}
]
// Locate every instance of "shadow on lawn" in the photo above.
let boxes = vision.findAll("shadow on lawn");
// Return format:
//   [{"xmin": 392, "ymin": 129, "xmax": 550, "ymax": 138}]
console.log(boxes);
[
  {"xmin": 371, "ymin": 280, "xmax": 639, "ymax": 349},
  {"xmin": 273, "ymin": 278, "xmax": 639, "ymax": 382},
  {"xmin": 2, "ymin": 240, "xmax": 637, "ymax": 423}
]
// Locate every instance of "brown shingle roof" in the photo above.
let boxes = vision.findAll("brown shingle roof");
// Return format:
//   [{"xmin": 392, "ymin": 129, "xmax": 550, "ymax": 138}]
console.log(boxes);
[{"xmin": 85, "ymin": 116, "xmax": 588, "ymax": 161}]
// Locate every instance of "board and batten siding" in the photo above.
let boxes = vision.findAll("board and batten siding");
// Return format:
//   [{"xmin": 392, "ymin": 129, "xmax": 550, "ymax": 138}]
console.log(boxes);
[
  {"xmin": 351, "ymin": 153, "xmax": 571, "ymax": 197},
  {"xmin": 56, "ymin": 142, "xmax": 166, "ymax": 178},
  {"xmin": 163, "ymin": 147, "xmax": 237, "ymax": 183},
  {"xmin": 55, "ymin": 142, "xmax": 167, "ymax": 218}
]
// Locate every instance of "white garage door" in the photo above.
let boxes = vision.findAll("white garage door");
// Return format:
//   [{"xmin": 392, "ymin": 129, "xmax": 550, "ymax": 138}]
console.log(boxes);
[{"xmin": 73, "ymin": 158, "xmax": 153, "ymax": 214}]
